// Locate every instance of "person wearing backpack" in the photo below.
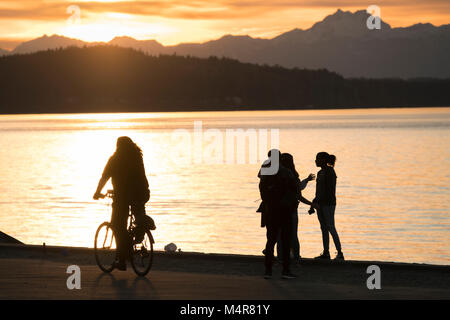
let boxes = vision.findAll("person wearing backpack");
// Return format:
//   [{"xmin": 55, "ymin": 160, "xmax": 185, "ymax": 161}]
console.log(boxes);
[
  {"xmin": 93, "ymin": 136, "xmax": 151, "ymax": 271},
  {"xmin": 258, "ymin": 149, "xmax": 298, "ymax": 279}
]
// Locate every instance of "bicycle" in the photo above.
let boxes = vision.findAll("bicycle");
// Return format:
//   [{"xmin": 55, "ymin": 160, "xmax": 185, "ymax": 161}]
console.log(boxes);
[{"xmin": 94, "ymin": 190, "xmax": 155, "ymax": 276}]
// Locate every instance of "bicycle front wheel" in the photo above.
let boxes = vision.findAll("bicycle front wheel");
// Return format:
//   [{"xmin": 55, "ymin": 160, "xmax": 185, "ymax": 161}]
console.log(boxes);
[
  {"xmin": 94, "ymin": 222, "xmax": 117, "ymax": 273},
  {"xmin": 130, "ymin": 230, "xmax": 154, "ymax": 276}
]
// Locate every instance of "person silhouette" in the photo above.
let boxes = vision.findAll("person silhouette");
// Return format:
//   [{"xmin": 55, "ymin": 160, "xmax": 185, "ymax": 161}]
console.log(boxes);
[
  {"xmin": 258, "ymin": 149, "xmax": 297, "ymax": 279},
  {"xmin": 276, "ymin": 153, "xmax": 316, "ymax": 262},
  {"xmin": 311, "ymin": 152, "xmax": 344, "ymax": 260},
  {"xmin": 93, "ymin": 136, "xmax": 150, "ymax": 270}
]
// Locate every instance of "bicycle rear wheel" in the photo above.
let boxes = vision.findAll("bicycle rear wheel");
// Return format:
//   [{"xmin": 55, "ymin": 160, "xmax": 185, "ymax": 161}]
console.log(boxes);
[
  {"xmin": 94, "ymin": 222, "xmax": 117, "ymax": 273},
  {"xmin": 130, "ymin": 230, "xmax": 154, "ymax": 276}
]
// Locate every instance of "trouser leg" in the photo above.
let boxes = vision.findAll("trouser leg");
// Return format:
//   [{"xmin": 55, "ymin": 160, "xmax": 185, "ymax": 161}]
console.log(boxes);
[
  {"xmin": 317, "ymin": 208, "xmax": 330, "ymax": 252},
  {"xmin": 264, "ymin": 223, "xmax": 280, "ymax": 272},
  {"xmin": 111, "ymin": 201, "xmax": 131, "ymax": 262},
  {"xmin": 131, "ymin": 202, "xmax": 146, "ymax": 225},
  {"xmin": 278, "ymin": 212, "xmax": 298, "ymax": 260},
  {"xmin": 280, "ymin": 217, "xmax": 292, "ymax": 272},
  {"xmin": 130, "ymin": 202, "xmax": 147, "ymax": 242},
  {"xmin": 322, "ymin": 205, "xmax": 342, "ymax": 252},
  {"xmin": 276, "ymin": 232, "xmax": 282, "ymax": 259},
  {"xmin": 291, "ymin": 212, "xmax": 300, "ymax": 259}
]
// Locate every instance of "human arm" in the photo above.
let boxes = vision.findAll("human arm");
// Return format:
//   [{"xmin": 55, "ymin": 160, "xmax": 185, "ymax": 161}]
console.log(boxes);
[
  {"xmin": 93, "ymin": 176, "xmax": 108, "ymax": 200},
  {"xmin": 306, "ymin": 197, "xmax": 319, "ymax": 215},
  {"xmin": 93, "ymin": 157, "xmax": 113, "ymax": 200},
  {"xmin": 301, "ymin": 195, "xmax": 319, "ymax": 209},
  {"xmin": 298, "ymin": 187, "xmax": 319, "ymax": 208},
  {"xmin": 299, "ymin": 195, "xmax": 314, "ymax": 206},
  {"xmin": 300, "ymin": 173, "xmax": 315, "ymax": 190}
]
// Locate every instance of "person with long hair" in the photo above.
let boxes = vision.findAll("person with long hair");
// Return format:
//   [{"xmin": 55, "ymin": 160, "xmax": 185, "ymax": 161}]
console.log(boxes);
[
  {"xmin": 277, "ymin": 153, "xmax": 315, "ymax": 262},
  {"xmin": 312, "ymin": 152, "xmax": 344, "ymax": 260},
  {"xmin": 93, "ymin": 136, "xmax": 150, "ymax": 270},
  {"xmin": 258, "ymin": 149, "xmax": 298, "ymax": 279}
]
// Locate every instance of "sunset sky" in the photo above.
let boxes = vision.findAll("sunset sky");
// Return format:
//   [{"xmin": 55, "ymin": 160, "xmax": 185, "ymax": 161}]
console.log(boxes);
[{"xmin": 0, "ymin": 0, "xmax": 449, "ymax": 50}]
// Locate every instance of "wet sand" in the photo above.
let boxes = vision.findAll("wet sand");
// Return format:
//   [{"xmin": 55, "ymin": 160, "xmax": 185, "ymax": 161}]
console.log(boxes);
[{"xmin": 0, "ymin": 243, "xmax": 449, "ymax": 299}]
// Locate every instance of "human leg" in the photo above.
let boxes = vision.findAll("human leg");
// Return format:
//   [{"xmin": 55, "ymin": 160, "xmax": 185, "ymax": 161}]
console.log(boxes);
[
  {"xmin": 280, "ymin": 217, "xmax": 292, "ymax": 273},
  {"xmin": 265, "ymin": 222, "xmax": 279, "ymax": 274},
  {"xmin": 111, "ymin": 201, "xmax": 131, "ymax": 266},
  {"xmin": 316, "ymin": 207, "xmax": 330, "ymax": 254},
  {"xmin": 131, "ymin": 202, "xmax": 146, "ymax": 222},
  {"xmin": 131, "ymin": 201, "xmax": 146, "ymax": 242},
  {"xmin": 279, "ymin": 213, "xmax": 297, "ymax": 278},
  {"xmin": 276, "ymin": 232, "xmax": 283, "ymax": 260},
  {"xmin": 321, "ymin": 205, "xmax": 342, "ymax": 253},
  {"xmin": 291, "ymin": 211, "xmax": 300, "ymax": 259}
]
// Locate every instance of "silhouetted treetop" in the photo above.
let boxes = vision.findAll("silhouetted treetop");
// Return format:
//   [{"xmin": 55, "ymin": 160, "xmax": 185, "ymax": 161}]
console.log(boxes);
[{"xmin": 0, "ymin": 45, "xmax": 449, "ymax": 114}]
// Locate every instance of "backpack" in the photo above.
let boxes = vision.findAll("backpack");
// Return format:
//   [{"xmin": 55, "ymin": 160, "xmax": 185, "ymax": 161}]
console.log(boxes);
[{"xmin": 133, "ymin": 215, "xmax": 156, "ymax": 243}]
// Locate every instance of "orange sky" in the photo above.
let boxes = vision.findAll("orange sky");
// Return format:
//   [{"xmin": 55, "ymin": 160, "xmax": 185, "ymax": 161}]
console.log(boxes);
[{"xmin": 0, "ymin": 0, "xmax": 449, "ymax": 50}]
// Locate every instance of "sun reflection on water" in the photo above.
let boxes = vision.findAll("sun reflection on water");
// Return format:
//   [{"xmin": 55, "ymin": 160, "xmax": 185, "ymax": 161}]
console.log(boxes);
[{"xmin": 0, "ymin": 108, "xmax": 449, "ymax": 265}]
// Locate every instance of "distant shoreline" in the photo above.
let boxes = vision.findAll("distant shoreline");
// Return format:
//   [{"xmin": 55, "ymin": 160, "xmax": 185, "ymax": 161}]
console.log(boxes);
[
  {"xmin": 1, "ymin": 105, "xmax": 449, "ymax": 116},
  {"xmin": 1, "ymin": 46, "xmax": 449, "ymax": 115}
]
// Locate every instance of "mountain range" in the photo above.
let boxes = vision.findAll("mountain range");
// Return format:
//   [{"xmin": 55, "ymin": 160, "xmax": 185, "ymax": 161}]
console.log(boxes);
[{"xmin": 1, "ymin": 9, "xmax": 449, "ymax": 79}]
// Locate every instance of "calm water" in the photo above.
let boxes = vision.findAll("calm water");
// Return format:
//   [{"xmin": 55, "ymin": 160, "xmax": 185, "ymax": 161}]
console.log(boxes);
[{"xmin": 0, "ymin": 108, "xmax": 449, "ymax": 265}]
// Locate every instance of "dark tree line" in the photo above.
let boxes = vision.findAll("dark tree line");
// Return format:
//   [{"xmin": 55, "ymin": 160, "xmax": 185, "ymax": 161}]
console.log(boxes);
[{"xmin": 0, "ymin": 45, "xmax": 449, "ymax": 114}]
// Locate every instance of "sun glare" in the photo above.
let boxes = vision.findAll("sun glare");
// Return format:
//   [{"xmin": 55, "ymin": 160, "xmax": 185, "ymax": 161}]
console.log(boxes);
[{"xmin": 59, "ymin": 9, "xmax": 174, "ymax": 43}]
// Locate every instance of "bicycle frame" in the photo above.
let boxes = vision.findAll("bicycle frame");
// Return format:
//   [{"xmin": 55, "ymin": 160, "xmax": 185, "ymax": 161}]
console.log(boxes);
[
  {"xmin": 102, "ymin": 189, "xmax": 155, "ymax": 245},
  {"xmin": 95, "ymin": 189, "xmax": 155, "ymax": 276}
]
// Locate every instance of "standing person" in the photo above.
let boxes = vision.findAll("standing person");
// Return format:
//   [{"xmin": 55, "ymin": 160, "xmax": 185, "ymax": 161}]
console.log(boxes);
[
  {"xmin": 258, "ymin": 149, "xmax": 297, "ymax": 279},
  {"xmin": 93, "ymin": 136, "xmax": 150, "ymax": 270},
  {"xmin": 312, "ymin": 152, "xmax": 344, "ymax": 260},
  {"xmin": 277, "ymin": 153, "xmax": 315, "ymax": 262}
]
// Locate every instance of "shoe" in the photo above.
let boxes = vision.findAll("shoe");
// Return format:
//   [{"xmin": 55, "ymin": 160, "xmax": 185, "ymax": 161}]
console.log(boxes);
[
  {"xmin": 113, "ymin": 260, "xmax": 127, "ymax": 271},
  {"xmin": 281, "ymin": 271, "xmax": 297, "ymax": 279},
  {"xmin": 314, "ymin": 251, "xmax": 331, "ymax": 260},
  {"xmin": 334, "ymin": 252, "xmax": 345, "ymax": 261},
  {"xmin": 264, "ymin": 270, "xmax": 272, "ymax": 279}
]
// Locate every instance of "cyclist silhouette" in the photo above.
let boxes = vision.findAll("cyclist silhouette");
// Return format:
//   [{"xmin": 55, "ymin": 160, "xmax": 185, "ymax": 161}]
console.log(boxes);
[{"xmin": 93, "ymin": 136, "xmax": 150, "ymax": 271}]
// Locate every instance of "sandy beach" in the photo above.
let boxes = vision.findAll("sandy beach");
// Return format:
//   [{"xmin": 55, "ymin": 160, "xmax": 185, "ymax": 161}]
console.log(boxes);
[{"xmin": 0, "ymin": 242, "xmax": 449, "ymax": 300}]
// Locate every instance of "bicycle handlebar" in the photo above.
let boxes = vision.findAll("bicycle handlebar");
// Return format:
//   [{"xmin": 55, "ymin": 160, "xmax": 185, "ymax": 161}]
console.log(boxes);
[{"xmin": 94, "ymin": 189, "xmax": 114, "ymax": 200}]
